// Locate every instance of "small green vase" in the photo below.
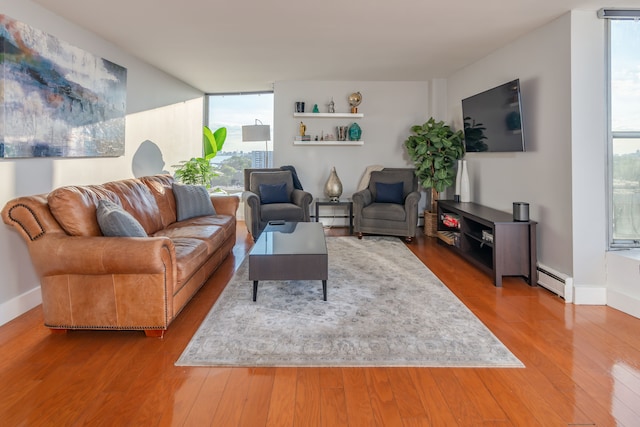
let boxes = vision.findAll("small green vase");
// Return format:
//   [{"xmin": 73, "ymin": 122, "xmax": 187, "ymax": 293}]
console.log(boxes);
[{"xmin": 348, "ymin": 123, "xmax": 362, "ymax": 141}]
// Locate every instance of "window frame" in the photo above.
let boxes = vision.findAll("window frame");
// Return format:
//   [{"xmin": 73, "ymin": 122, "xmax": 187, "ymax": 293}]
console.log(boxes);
[{"xmin": 605, "ymin": 13, "xmax": 640, "ymax": 249}]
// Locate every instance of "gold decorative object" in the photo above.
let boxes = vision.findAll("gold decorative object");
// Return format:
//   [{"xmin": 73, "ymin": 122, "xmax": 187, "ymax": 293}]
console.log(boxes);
[{"xmin": 348, "ymin": 92, "xmax": 362, "ymax": 113}]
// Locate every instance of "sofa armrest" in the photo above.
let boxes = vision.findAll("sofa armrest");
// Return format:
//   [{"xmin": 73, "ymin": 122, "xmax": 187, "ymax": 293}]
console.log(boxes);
[
  {"xmin": 30, "ymin": 234, "xmax": 176, "ymax": 277},
  {"xmin": 2, "ymin": 194, "xmax": 66, "ymax": 242},
  {"xmin": 292, "ymin": 189, "xmax": 312, "ymax": 222},
  {"xmin": 352, "ymin": 188, "xmax": 373, "ymax": 211},
  {"xmin": 242, "ymin": 191, "xmax": 261, "ymax": 238},
  {"xmin": 291, "ymin": 189, "xmax": 312, "ymax": 207},
  {"xmin": 404, "ymin": 190, "xmax": 421, "ymax": 223},
  {"xmin": 210, "ymin": 194, "xmax": 240, "ymax": 216}
]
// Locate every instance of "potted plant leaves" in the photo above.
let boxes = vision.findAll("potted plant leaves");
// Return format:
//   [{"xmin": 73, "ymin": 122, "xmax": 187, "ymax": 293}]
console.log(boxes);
[
  {"xmin": 173, "ymin": 126, "xmax": 227, "ymax": 189},
  {"xmin": 404, "ymin": 117, "xmax": 464, "ymax": 236}
]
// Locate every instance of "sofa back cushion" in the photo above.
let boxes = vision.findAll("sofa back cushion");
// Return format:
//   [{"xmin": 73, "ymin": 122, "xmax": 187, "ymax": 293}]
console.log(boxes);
[
  {"xmin": 48, "ymin": 178, "xmax": 164, "ymax": 237},
  {"xmin": 369, "ymin": 169, "xmax": 416, "ymax": 201},
  {"xmin": 103, "ymin": 179, "xmax": 163, "ymax": 234},
  {"xmin": 48, "ymin": 185, "xmax": 121, "ymax": 236},
  {"xmin": 140, "ymin": 175, "xmax": 178, "ymax": 228},
  {"xmin": 249, "ymin": 171, "xmax": 294, "ymax": 202}
]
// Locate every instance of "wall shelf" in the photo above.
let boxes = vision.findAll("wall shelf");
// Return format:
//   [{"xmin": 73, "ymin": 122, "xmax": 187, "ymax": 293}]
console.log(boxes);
[
  {"xmin": 293, "ymin": 112, "xmax": 363, "ymax": 118},
  {"xmin": 293, "ymin": 140, "xmax": 364, "ymax": 146}
]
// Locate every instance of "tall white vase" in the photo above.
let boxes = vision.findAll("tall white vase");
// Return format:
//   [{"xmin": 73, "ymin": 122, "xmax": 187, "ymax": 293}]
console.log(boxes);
[
  {"xmin": 454, "ymin": 160, "xmax": 463, "ymax": 201},
  {"xmin": 460, "ymin": 160, "xmax": 471, "ymax": 203}
]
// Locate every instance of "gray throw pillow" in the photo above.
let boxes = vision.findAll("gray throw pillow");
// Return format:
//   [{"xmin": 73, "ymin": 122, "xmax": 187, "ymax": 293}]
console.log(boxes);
[
  {"xmin": 172, "ymin": 183, "xmax": 216, "ymax": 221},
  {"xmin": 96, "ymin": 199, "xmax": 147, "ymax": 237}
]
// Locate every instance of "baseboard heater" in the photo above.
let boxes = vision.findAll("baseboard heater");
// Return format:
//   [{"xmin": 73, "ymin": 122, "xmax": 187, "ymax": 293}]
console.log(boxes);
[{"xmin": 537, "ymin": 263, "xmax": 573, "ymax": 303}]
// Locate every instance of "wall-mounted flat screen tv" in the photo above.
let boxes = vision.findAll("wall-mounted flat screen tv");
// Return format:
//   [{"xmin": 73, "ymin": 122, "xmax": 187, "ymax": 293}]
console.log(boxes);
[{"xmin": 462, "ymin": 79, "xmax": 525, "ymax": 152}]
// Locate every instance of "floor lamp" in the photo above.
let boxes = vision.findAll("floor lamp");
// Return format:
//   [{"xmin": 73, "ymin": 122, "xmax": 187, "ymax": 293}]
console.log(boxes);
[{"xmin": 242, "ymin": 119, "xmax": 271, "ymax": 167}]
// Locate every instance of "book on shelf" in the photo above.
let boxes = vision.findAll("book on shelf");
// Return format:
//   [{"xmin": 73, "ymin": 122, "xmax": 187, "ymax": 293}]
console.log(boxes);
[{"xmin": 437, "ymin": 231, "xmax": 460, "ymax": 247}]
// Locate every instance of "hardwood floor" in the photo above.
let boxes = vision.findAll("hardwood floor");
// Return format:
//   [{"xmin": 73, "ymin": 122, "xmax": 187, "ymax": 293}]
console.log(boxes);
[{"xmin": 1, "ymin": 223, "xmax": 640, "ymax": 426}]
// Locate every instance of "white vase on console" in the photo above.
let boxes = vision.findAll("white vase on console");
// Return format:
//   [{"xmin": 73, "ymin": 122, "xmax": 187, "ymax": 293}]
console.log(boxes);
[
  {"xmin": 454, "ymin": 160, "xmax": 463, "ymax": 202},
  {"xmin": 459, "ymin": 160, "xmax": 471, "ymax": 203}
]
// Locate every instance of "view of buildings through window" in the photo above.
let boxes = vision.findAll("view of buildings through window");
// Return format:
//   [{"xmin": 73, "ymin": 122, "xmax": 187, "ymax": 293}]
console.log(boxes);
[
  {"xmin": 206, "ymin": 92, "xmax": 274, "ymax": 194},
  {"xmin": 610, "ymin": 18, "xmax": 640, "ymax": 246}
]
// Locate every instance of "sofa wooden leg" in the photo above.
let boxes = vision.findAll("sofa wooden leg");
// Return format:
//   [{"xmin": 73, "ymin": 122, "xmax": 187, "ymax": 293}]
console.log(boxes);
[
  {"xmin": 144, "ymin": 329, "xmax": 165, "ymax": 338},
  {"xmin": 404, "ymin": 236, "xmax": 413, "ymax": 243},
  {"xmin": 49, "ymin": 328, "xmax": 68, "ymax": 335},
  {"xmin": 357, "ymin": 232, "xmax": 363, "ymax": 239}
]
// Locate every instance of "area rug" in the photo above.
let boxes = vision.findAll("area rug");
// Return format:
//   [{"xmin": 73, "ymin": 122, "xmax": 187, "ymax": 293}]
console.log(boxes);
[{"xmin": 176, "ymin": 236, "xmax": 524, "ymax": 367}]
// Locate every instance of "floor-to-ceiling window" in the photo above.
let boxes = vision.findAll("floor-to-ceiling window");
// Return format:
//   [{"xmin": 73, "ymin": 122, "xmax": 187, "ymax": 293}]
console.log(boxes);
[
  {"xmin": 605, "ymin": 11, "xmax": 640, "ymax": 248},
  {"xmin": 205, "ymin": 92, "xmax": 273, "ymax": 194}
]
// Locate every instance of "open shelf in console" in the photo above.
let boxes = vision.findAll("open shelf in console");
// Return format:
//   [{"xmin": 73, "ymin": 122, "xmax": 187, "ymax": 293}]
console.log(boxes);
[{"xmin": 437, "ymin": 200, "xmax": 537, "ymax": 287}]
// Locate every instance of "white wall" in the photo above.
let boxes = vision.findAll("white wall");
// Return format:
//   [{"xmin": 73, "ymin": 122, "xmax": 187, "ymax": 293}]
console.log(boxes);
[
  {"xmin": 446, "ymin": 11, "xmax": 616, "ymax": 307},
  {"xmin": 570, "ymin": 11, "xmax": 608, "ymax": 304},
  {"xmin": 447, "ymin": 14, "xmax": 574, "ymax": 279},
  {"xmin": 273, "ymin": 80, "xmax": 431, "ymax": 222},
  {"xmin": 0, "ymin": 0, "xmax": 204, "ymax": 325}
]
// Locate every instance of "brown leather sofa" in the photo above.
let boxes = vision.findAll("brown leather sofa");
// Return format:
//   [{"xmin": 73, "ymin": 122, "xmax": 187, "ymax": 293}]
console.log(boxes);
[{"xmin": 1, "ymin": 174, "xmax": 239, "ymax": 337}]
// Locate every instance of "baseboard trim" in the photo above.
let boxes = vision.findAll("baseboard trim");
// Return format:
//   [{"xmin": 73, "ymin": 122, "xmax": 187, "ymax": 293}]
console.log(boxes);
[
  {"xmin": 607, "ymin": 289, "xmax": 640, "ymax": 320},
  {"xmin": 0, "ymin": 287, "xmax": 41, "ymax": 327},
  {"xmin": 573, "ymin": 285, "xmax": 607, "ymax": 305}
]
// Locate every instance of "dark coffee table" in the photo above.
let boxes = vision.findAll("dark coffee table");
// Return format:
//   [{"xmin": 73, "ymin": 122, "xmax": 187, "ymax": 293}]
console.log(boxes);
[{"xmin": 248, "ymin": 222, "xmax": 328, "ymax": 301}]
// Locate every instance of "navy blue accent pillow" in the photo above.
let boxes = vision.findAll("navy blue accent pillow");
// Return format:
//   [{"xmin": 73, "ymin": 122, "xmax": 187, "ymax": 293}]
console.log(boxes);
[
  {"xmin": 259, "ymin": 182, "xmax": 289, "ymax": 204},
  {"xmin": 375, "ymin": 181, "xmax": 404, "ymax": 204}
]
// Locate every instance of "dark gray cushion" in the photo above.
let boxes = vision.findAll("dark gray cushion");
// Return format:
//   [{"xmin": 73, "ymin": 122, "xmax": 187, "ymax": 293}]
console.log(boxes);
[
  {"xmin": 261, "ymin": 203, "xmax": 305, "ymax": 221},
  {"xmin": 362, "ymin": 203, "xmax": 407, "ymax": 221},
  {"xmin": 172, "ymin": 183, "xmax": 216, "ymax": 221},
  {"xmin": 96, "ymin": 199, "xmax": 147, "ymax": 237}
]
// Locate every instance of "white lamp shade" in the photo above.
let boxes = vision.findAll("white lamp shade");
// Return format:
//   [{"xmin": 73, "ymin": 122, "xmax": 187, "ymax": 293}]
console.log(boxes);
[{"xmin": 242, "ymin": 124, "xmax": 271, "ymax": 142}]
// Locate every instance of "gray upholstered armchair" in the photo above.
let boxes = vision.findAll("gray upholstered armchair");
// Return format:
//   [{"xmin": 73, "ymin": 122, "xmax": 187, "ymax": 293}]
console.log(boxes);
[
  {"xmin": 352, "ymin": 168, "xmax": 420, "ymax": 242},
  {"xmin": 242, "ymin": 168, "xmax": 313, "ymax": 241}
]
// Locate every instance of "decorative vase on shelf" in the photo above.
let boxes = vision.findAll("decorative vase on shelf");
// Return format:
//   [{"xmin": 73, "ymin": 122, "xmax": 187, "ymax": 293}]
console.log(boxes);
[
  {"xmin": 454, "ymin": 160, "xmax": 463, "ymax": 202},
  {"xmin": 459, "ymin": 159, "xmax": 471, "ymax": 203},
  {"xmin": 348, "ymin": 122, "xmax": 362, "ymax": 141},
  {"xmin": 324, "ymin": 166, "xmax": 343, "ymax": 202}
]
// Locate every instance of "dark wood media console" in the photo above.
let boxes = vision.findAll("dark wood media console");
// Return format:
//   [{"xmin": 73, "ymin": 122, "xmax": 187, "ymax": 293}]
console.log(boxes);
[{"xmin": 436, "ymin": 200, "xmax": 537, "ymax": 287}]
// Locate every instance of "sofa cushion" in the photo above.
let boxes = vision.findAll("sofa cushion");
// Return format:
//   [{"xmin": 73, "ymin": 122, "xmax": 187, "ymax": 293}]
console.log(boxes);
[
  {"xmin": 369, "ymin": 170, "xmax": 415, "ymax": 201},
  {"xmin": 140, "ymin": 174, "xmax": 178, "ymax": 228},
  {"xmin": 362, "ymin": 203, "xmax": 407, "ymax": 221},
  {"xmin": 48, "ymin": 185, "xmax": 121, "ymax": 236},
  {"xmin": 154, "ymin": 224, "xmax": 225, "ymax": 255},
  {"xmin": 261, "ymin": 203, "xmax": 305, "ymax": 221},
  {"xmin": 96, "ymin": 200, "xmax": 148, "ymax": 237},
  {"xmin": 103, "ymin": 179, "xmax": 163, "ymax": 235},
  {"xmin": 165, "ymin": 214, "xmax": 236, "ymax": 239},
  {"xmin": 249, "ymin": 171, "xmax": 294, "ymax": 200},
  {"xmin": 172, "ymin": 183, "xmax": 216, "ymax": 221},
  {"xmin": 259, "ymin": 182, "xmax": 290, "ymax": 204},
  {"xmin": 170, "ymin": 237, "xmax": 211, "ymax": 292},
  {"xmin": 375, "ymin": 181, "xmax": 404, "ymax": 204}
]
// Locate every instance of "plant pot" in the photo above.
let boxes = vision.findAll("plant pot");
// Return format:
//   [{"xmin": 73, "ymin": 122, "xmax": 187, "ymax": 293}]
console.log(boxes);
[{"xmin": 424, "ymin": 210, "xmax": 438, "ymax": 237}]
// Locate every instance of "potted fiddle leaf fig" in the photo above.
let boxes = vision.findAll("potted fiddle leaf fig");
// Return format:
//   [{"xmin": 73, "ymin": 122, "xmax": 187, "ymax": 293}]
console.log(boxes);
[
  {"xmin": 404, "ymin": 118, "xmax": 464, "ymax": 235},
  {"xmin": 173, "ymin": 126, "xmax": 227, "ymax": 188}
]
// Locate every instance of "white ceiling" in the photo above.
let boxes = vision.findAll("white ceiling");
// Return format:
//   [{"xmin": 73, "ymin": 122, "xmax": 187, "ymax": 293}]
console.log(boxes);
[{"xmin": 30, "ymin": 0, "xmax": 638, "ymax": 93}]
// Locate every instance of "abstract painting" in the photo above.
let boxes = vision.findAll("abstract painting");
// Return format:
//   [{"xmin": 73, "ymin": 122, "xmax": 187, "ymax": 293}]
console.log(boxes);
[{"xmin": 0, "ymin": 14, "xmax": 126, "ymax": 158}]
